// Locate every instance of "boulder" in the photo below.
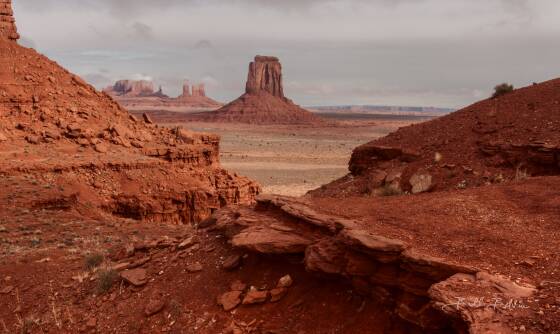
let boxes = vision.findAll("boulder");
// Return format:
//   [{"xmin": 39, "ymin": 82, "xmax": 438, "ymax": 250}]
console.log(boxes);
[{"xmin": 409, "ymin": 173, "xmax": 433, "ymax": 194}]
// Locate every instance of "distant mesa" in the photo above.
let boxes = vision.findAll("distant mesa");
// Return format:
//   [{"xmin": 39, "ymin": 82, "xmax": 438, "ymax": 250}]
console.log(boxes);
[
  {"xmin": 187, "ymin": 55, "xmax": 325, "ymax": 125},
  {"xmin": 104, "ymin": 79, "xmax": 222, "ymax": 111},
  {"xmin": 0, "ymin": 0, "xmax": 19, "ymax": 41}
]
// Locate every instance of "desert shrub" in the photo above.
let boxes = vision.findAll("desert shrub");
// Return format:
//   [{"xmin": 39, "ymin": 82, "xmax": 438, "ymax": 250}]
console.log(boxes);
[
  {"xmin": 379, "ymin": 184, "xmax": 403, "ymax": 197},
  {"xmin": 96, "ymin": 268, "xmax": 118, "ymax": 294},
  {"xmin": 492, "ymin": 83, "xmax": 514, "ymax": 98},
  {"xmin": 84, "ymin": 252, "xmax": 104, "ymax": 271}
]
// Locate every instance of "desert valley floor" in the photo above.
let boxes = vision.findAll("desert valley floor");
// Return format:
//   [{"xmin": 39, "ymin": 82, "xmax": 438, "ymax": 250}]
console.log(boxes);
[{"xmin": 169, "ymin": 116, "xmax": 429, "ymax": 196}]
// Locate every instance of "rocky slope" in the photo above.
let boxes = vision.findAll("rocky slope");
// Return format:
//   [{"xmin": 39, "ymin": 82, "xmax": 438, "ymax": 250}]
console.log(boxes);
[
  {"xmin": 0, "ymin": 19, "xmax": 259, "ymax": 225},
  {"xmin": 311, "ymin": 79, "xmax": 560, "ymax": 197},
  {"xmin": 187, "ymin": 56, "xmax": 326, "ymax": 125}
]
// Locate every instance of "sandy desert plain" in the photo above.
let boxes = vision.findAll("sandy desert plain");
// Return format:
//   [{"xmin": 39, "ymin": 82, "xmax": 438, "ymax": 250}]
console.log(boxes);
[{"xmin": 158, "ymin": 115, "xmax": 435, "ymax": 196}]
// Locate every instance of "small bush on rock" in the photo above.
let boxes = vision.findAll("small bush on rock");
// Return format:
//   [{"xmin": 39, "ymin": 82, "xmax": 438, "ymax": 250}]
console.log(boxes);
[{"xmin": 492, "ymin": 83, "xmax": 514, "ymax": 98}]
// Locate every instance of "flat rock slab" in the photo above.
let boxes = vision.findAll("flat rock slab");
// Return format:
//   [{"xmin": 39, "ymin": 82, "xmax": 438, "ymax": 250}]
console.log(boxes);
[
  {"xmin": 232, "ymin": 226, "xmax": 312, "ymax": 254},
  {"xmin": 120, "ymin": 268, "xmax": 148, "ymax": 286},
  {"xmin": 186, "ymin": 262, "xmax": 203, "ymax": 273},
  {"xmin": 218, "ymin": 291, "xmax": 242, "ymax": 311}
]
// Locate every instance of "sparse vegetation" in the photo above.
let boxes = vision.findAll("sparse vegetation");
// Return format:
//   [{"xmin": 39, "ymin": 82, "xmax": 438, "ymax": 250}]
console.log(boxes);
[
  {"xmin": 379, "ymin": 184, "xmax": 403, "ymax": 197},
  {"xmin": 492, "ymin": 83, "xmax": 514, "ymax": 98},
  {"xmin": 96, "ymin": 268, "xmax": 118, "ymax": 294},
  {"xmin": 84, "ymin": 252, "xmax": 104, "ymax": 271}
]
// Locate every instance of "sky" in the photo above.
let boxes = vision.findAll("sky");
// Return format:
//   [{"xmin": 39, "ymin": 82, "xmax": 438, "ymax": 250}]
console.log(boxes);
[{"xmin": 11, "ymin": 0, "xmax": 560, "ymax": 108}]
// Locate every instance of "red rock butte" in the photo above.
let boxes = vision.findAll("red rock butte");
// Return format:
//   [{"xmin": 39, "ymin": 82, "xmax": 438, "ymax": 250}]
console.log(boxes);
[
  {"xmin": 104, "ymin": 79, "xmax": 222, "ymax": 111},
  {"xmin": 187, "ymin": 55, "xmax": 325, "ymax": 125},
  {"xmin": 0, "ymin": 0, "xmax": 18, "ymax": 41}
]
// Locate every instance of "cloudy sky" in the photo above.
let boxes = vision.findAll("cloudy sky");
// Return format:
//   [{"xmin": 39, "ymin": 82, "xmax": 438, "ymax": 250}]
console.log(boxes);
[{"xmin": 12, "ymin": 0, "xmax": 560, "ymax": 108}]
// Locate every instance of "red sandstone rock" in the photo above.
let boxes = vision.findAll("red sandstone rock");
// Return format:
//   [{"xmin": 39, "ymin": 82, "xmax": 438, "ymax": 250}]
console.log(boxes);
[
  {"xmin": 105, "ymin": 79, "xmax": 222, "ymax": 110},
  {"xmin": 217, "ymin": 291, "xmax": 242, "ymax": 311},
  {"xmin": 246, "ymin": 56, "xmax": 284, "ymax": 97},
  {"xmin": 0, "ymin": 0, "xmax": 18, "ymax": 41},
  {"xmin": 120, "ymin": 268, "xmax": 148, "ymax": 286},
  {"xmin": 242, "ymin": 288, "xmax": 268, "ymax": 305}
]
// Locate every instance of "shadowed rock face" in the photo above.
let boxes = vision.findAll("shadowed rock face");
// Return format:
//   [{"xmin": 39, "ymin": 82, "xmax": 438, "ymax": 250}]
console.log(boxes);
[
  {"xmin": 246, "ymin": 56, "xmax": 284, "ymax": 98},
  {"xmin": 0, "ymin": 0, "xmax": 18, "ymax": 41}
]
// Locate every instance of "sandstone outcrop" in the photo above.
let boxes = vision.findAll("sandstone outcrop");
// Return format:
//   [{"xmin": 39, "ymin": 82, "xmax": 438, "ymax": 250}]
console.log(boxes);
[
  {"xmin": 206, "ymin": 193, "xmax": 552, "ymax": 333},
  {"xmin": 186, "ymin": 56, "xmax": 326, "ymax": 125},
  {"xmin": 245, "ymin": 56, "xmax": 284, "ymax": 97},
  {"xmin": 0, "ymin": 0, "xmax": 18, "ymax": 41},
  {"xmin": 191, "ymin": 83, "xmax": 206, "ymax": 97}
]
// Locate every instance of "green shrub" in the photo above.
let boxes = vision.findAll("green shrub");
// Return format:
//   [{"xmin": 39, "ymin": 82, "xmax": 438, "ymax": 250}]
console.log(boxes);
[{"xmin": 492, "ymin": 83, "xmax": 514, "ymax": 98}]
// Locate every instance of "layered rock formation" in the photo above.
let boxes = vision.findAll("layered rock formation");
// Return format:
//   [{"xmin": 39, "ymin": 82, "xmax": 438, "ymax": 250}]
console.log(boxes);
[
  {"xmin": 104, "ymin": 79, "xmax": 222, "ymax": 111},
  {"xmin": 0, "ymin": 27, "xmax": 259, "ymax": 224},
  {"xmin": 108, "ymin": 80, "xmax": 159, "ymax": 97},
  {"xmin": 187, "ymin": 56, "xmax": 325, "ymax": 125},
  {"xmin": 180, "ymin": 81, "xmax": 191, "ymax": 98},
  {"xmin": 0, "ymin": 0, "xmax": 18, "ymax": 41},
  {"xmin": 191, "ymin": 83, "xmax": 206, "ymax": 97},
  {"xmin": 245, "ymin": 56, "xmax": 284, "ymax": 97},
  {"xmin": 311, "ymin": 78, "xmax": 560, "ymax": 197},
  {"xmin": 207, "ymin": 191, "xmax": 556, "ymax": 333}
]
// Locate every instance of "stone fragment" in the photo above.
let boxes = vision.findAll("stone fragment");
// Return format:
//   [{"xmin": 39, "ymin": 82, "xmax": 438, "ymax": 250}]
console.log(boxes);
[
  {"xmin": 217, "ymin": 291, "xmax": 242, "ymax": 311},
  {"xmin": 120, "ymin": 268, "xmax": 148, "ymax": 286},
  {"xmin": 277, "ymin": 275, "xmax": 293, "ymax": 288},
  {"xmin": 230, "ymin": 280, "xmax": 247, "ymax": 292},
  {"xmin": 94, "ymin": 143, "xmax": 108, "ymax": 153},
  {"xmin": 144, "ymin": 298, "xmax": 165, "ymax": 317},
  {"xmin": 409, "ymin": 173, "xmax": 433, "ymax": 194},
  {"xmin": 142, "ymin": 113, "xmax": 153, "ymax": 124},
  {"xmin": 222, "ymin": 254, "xmax": 242, "ymax": 271},
  {"xmin": 178, "ymin": 236, "xmax": 197, "ymax": 249},
  {"xmin": 242, "ymin": 288, "xmax": 268, "ymax": 305},
  {"xmin": 269, "ymin": 287, "xmax": 288, "ymax": 302},
  {"xmin": 186, "ymin": 262, "xmax": 203, "ymax": 273}
]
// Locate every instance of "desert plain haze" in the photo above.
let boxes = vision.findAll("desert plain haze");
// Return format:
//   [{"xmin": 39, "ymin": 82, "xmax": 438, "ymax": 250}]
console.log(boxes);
[{"xmin": 12, "ymin": 0, "xmax": 560, "ymax": 108}]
